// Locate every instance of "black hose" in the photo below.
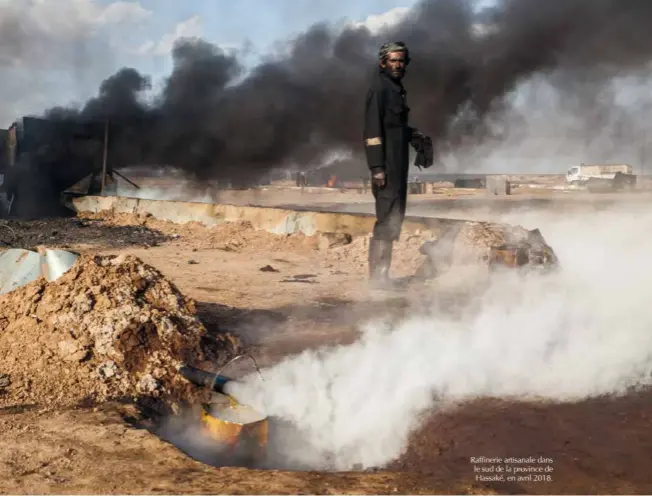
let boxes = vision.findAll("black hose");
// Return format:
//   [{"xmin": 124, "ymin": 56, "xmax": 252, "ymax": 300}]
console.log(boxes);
[{"xmin": 178, "ymin": 364, "xmax": 230, "ymax": 393}]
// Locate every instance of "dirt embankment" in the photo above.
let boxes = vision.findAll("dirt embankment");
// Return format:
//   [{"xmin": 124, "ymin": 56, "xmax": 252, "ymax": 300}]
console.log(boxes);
[
  {"xmin": 76, "ymin": 211, "xmax": 557, "ymax": 281},
  {"xmin": 0, "ymin": 253, "xmax": 240, "ymax": 412}
]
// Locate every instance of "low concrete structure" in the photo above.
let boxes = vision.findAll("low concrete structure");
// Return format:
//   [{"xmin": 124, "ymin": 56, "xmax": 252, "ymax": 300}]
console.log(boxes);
[
  {"xmin": 71, "ymin": 195, "xmax": 560, "ymax": 278},
  {"xmin": 71, "ymin": 195, "xmax": 466, "ymax": 238},
  {"xmin": 486, "ymin": 175, "xmax": 511, "ymax": 195},
  {"xmin": 408, "ymin": 182, "xmax": 427, "ymax": 194}
]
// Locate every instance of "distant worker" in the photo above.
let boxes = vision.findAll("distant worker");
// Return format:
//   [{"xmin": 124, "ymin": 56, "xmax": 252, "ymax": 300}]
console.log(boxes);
[{"xmin": 363, "ymin": 41, "xmax": 432, "ymax": 287}]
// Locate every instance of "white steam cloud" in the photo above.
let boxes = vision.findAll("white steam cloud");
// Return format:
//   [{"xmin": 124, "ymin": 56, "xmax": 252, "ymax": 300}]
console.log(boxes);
[
  {"xmin": 114, "ymin": 166, "xmax": 219, "ymax": 203},
  {"xmin": 115, "ymin": 183, "xmax": 217, "ymax": 203},
  {"xmin": 155, "ymin": 406, "xmax": 235, "ymax": 466},
  {"xmin": 227, "ymin": 204, "xmax": 652, "ymax": 471}
]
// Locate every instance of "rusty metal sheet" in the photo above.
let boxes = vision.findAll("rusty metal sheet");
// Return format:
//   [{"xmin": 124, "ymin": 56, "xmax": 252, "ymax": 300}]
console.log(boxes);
[{"xmin": 489, "ymin": 244, "xmax": 530, "ymax": 268}]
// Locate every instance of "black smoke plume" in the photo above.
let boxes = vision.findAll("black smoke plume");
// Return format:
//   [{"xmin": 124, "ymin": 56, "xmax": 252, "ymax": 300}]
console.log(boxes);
[{"xmin": 42, "ymin": 0, "xmax": 652, "ymax": 183}]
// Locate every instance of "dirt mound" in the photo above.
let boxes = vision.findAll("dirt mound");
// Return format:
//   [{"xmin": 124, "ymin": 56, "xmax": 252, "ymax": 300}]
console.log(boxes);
[
  {"xmin": 0, "ymin": 254, "xmax": 240, "ymax": 411},
  {"xmin": 322, "ymin": 221, "xmax": 558, "ymax": 281},
  {"xmin": 417, "ymin": 221, "xmax": 558, "ymax": 282},
  {"xmin": 324, "ymin": 232, "xmax": 436, "ymax": 277},
  {"xmin": 81, "ymin": 212, "xmax": 320, "ymax": 254},
  {"xmin": 453, "ymin": 222, "xmax": 556, "ymax": 266}
]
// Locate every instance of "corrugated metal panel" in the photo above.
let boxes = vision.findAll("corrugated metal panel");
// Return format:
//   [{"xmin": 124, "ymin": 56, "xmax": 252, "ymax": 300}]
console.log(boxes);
[{"xmin": 0, "ymin": 248, "xmax": 79, "ymax": 295}]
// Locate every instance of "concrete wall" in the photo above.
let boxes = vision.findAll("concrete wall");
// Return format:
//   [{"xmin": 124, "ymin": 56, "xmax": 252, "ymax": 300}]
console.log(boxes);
[{"xmin": 71, "ymin": 195, "xmax": 468, "ymax": 238}]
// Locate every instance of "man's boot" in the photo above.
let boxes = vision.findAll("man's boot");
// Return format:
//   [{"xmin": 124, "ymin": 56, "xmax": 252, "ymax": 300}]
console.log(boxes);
[{"xmin": 368, "ymin": 238, "xmax": 393, "ymax": 288}]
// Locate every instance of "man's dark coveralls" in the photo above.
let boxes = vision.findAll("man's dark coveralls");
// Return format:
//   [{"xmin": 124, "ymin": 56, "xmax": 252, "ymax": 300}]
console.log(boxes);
[{"xmin": 363, "ymin": 66, "xmax": 415, "ymax": 278}]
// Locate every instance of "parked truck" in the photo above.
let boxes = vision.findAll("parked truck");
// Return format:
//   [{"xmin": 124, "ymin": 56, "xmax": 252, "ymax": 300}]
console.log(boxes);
[
  {"xmin": 566, "ymin": 163, "xmax": 634, "ymax": 184},
  {"xmin": 565, "ymin": 163, "xmax": 637, "ymax": 192}
]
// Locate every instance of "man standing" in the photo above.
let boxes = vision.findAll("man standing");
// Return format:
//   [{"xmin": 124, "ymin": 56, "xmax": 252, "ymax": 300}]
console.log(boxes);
[{"xmin": 363, "ymin": 41, "xmax": 430, "ymax": 286}]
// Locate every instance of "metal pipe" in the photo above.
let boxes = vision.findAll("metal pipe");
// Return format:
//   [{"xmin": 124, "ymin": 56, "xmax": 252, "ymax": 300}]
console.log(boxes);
[
  {"xmin": 177, "ymin": 354, "xmax": 265, "ymax": 394},
  {"xmin": 178, "ymin": 364, "xmax": 231, "ymax": 394},
  {"xmin": 215, "ymin": 354, "xmax": 265, "ymax": 382},
  {"xmin": 113, "ymin": 169, "xmax": 141, "ymax": 190}
]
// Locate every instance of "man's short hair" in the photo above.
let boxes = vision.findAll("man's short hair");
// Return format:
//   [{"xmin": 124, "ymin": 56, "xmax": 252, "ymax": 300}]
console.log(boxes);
[{"xmin": 378, "ymin": 41, "xmax": 410, "ymax": 64}]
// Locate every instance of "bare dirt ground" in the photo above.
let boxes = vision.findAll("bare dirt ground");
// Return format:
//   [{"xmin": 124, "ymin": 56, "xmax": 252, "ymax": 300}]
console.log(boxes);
[{"xmin": 1, "ymin": 201, "xmax": 652, "ymax": 494}]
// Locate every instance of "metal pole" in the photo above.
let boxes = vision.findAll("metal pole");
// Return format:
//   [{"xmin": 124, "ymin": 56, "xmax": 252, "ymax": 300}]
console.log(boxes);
[
  {"xmin": 100, "ymin": 120, "xmax": 109, "ymax": 196},
  {"xmin": 113, "ymin": 169, "xmax": 140, "ymax": 189}
]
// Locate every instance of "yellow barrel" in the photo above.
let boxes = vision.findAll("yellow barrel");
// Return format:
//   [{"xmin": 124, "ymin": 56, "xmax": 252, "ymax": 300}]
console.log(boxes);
[{"xmin": 200, "ymin": 393, "xmax": 268, "ymax": 462}]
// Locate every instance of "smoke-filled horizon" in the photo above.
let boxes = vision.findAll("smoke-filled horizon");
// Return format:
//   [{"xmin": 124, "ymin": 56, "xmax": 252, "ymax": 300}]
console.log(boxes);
[{"xmin": 40, "ymin": 0, "xmax": 652, "ymax": 181}]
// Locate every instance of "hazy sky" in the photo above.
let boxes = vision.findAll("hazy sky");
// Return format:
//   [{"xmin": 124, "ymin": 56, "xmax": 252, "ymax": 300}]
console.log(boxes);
[{"xmin": 0, "ymin": 0, "xmax": 425, "ymax": 124}]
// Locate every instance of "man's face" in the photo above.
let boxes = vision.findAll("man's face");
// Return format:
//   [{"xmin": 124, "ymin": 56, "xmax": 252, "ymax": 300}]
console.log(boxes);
[{"xmin": 382, "ymin": 50, "xmax": 407, "ymax": 79}]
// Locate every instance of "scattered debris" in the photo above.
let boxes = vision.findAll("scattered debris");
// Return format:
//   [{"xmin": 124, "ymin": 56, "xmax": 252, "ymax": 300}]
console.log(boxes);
[
  {"xmin": 417, "ymin": 222, "xmax": 559, "ymax": 279},
  {"xmin": 318, "ymin": 232, "xmax": 353, "ymax": 250},
  {"xmin": 323, "ymin": 232, "xmax": 433, "ymax": 278},
  {"xmin": 0, "ymin": 221, "xmax": 16, "ymax": 240},
  {"xmin": 271, "ymin": 258, "xmax": 293, "ymax": 265},
  {"xmin": 281, "ymin": 275, "xmax": 319, "ymax": 284}
]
